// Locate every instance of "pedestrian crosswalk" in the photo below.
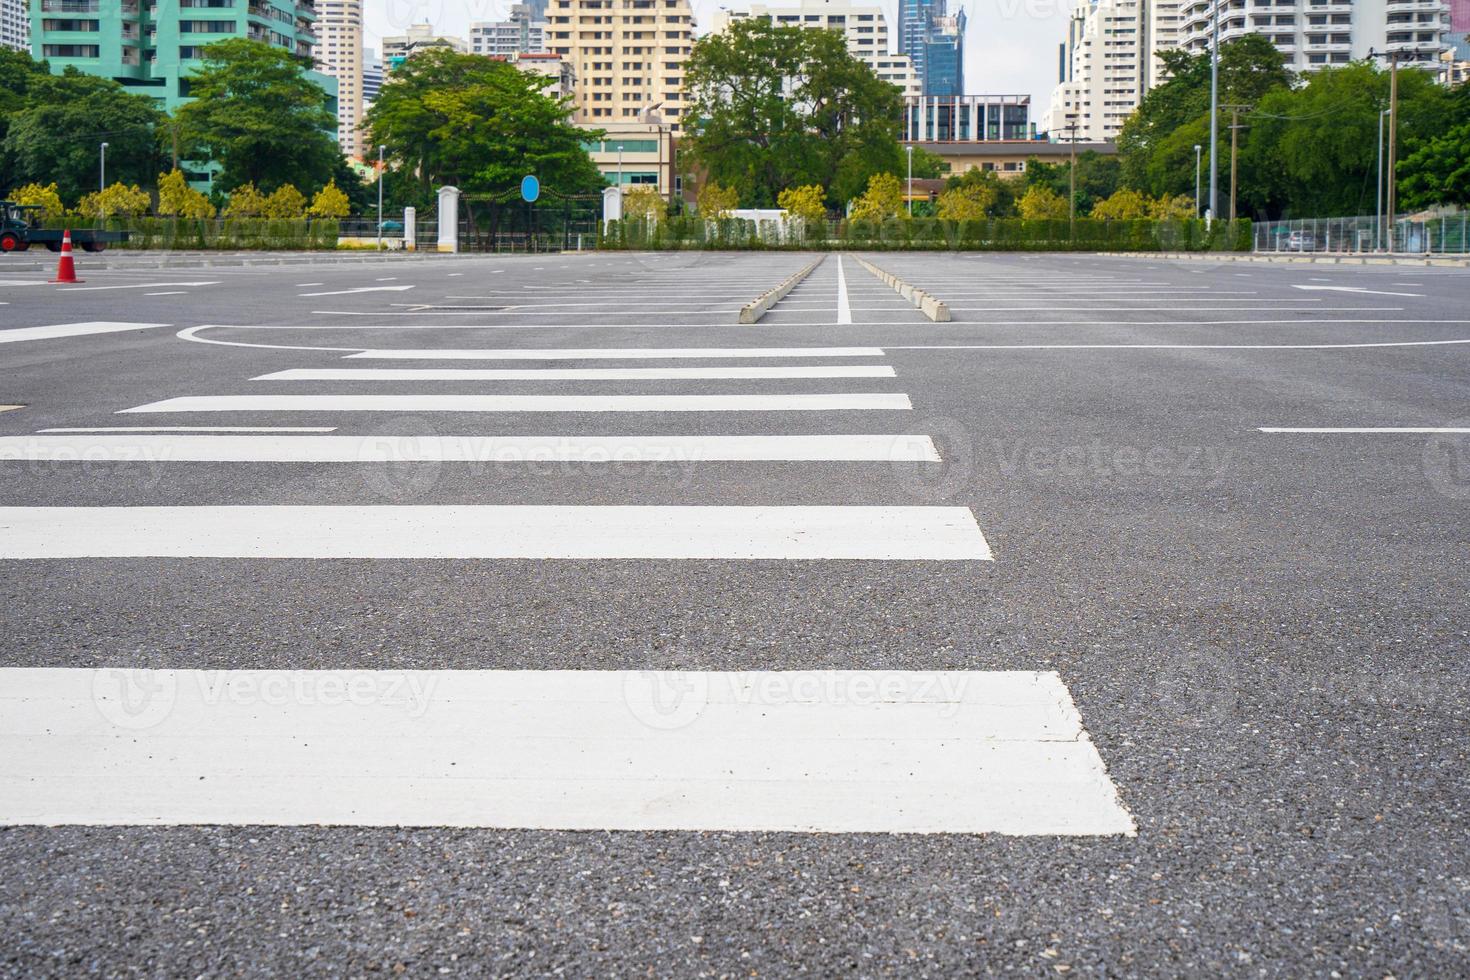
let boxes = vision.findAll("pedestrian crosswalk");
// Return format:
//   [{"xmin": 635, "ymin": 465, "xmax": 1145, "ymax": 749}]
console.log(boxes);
[{"xmin": 0, "ymin": 276, "xmax": 1135, "ymax": 838}]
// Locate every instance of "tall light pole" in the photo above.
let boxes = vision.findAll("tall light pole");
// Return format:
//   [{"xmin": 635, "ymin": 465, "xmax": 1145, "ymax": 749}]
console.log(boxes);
[
  {"xmin": 1208, "ymin": 0, "xmax": 1220, "ymax": 223},
  {"xmin": 1368, "ymin": 48, "xmax": 1401, "ymax": 251},
  {"xmin": 617, "ymin": 143, "xmax": 624, "ymax": 193},
  {"xmin": 1194, "ymin": 143, "xmax": 1202, "ymax": 217},
  {"xmin": 375, "ymin": 144, "xmax": 385, "ymax": 251},
  {"xmin": 1376, "ymin": 107, "xmax": 1389, "ymax": 251},
  {"xmin": 99, "ymin": 142, "xmax": 108, "ymax": 194},
  {"xmin": 905, "ymin": 144, "xmax": 913, "ymax": 216}
]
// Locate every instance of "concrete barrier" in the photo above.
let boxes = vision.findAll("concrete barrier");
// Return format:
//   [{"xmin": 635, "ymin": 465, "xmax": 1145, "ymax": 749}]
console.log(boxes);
[
  {"xmin": 738, "ymin": 254, "xmax": 827, "ymax": 324},
  {"xmin": 852, "ymin": 256, "xmax": 951, "ymax": 322}
]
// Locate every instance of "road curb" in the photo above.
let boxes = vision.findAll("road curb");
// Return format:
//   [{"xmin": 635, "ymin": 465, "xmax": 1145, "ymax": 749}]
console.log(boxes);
[
  {"xmin": 852, "ymin": 256, "xmax": 951, "ymax": 322},
  {"xmin": 1097, "ymin": 251, "xmax": 1470, "ymax": 268},
  {"xmin": 738, "ymin": 254, "xmax": 826, "ymax": 323}
]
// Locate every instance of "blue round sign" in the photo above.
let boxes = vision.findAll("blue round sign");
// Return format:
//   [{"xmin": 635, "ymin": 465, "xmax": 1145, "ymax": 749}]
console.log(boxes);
[{"xmin": 520, "ymin": 175, "xmax": 540, "ymax": 203}]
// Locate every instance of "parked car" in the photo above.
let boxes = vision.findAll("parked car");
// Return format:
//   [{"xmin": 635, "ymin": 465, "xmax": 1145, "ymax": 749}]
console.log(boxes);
[{"xmin": 1285, "ymin": 230, "xmax": 1317, "ymax": 251}]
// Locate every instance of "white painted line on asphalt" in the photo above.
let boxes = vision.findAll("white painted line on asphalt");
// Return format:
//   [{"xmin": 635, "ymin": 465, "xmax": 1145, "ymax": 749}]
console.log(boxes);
[
  {"xmin": 296, "ymin": 282, "xmax": 324, "ymax": 286},
  {"xmin": 144, "ymin": 291, "xmax": 187, "ymax": 296},
  {"xmin": 255, "ymin": 366, "xmax": 898, "ymax": 381},
  {"xmin": 54, "ymin": 282, "xmax": 220, "ymax": 292},
  {"xmin": 1, "ymin": 433, "xmax": 940, "ymax": 463},
  {"xmin": 1258, "ymin": 427, "xmax": 1470, "ymax": 434},
  {"xmin": 346, "ymin": 346, "xmax": 887, "ymax": 360},
  {"xmin": 119, "ymin": 393, "xmax": 915, "ymax": 414},
  {"xmin": 0, "ymin": 321, "xmax": 171, "ymax": 345},
  {"xmin": 836, "ymin": 255, "xmax": 853, "ymax": 325},
  {"xmin": 375, "ymin": 277, "xmax": 398, "ymax": 281},
  {"xmin": 1291, "ymin": 284, "xmax": 1424, "ymax": 297},
  {"xmin": 0, "ymin": 505, "xmax": 988, "ymax": 560},
  {"xmin": 887, "ymin": 338, "xmax": 1470, "ymax": 351},
  {"xmin": 36, "ymin": 426, "xmax": 337, "ymax": 434},
  {"xmin": 299, "ymin": 285, "xmax": 416, "ymax": 297},
  {"xmin": 0, "ymin": 667, "xmax": 1135, "ymax": 833}
]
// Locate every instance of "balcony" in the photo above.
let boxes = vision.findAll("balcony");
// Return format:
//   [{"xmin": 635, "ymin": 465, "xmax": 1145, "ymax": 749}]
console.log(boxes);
[{"xmin": 40, "ymin": 0, "xmax": 100, "ymax": 10}]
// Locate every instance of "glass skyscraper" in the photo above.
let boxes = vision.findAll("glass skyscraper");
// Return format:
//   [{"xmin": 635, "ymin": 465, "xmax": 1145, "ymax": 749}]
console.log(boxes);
[{"xmin": 898, "ymin": 0, "xmax": 964, "ymax": 96}]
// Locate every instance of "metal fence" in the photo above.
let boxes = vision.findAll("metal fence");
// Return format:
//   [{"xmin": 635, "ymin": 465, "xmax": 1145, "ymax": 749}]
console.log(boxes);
[{"xmin": 1254, "ymin": 214, "xmax": 1470, "ymax": 255}]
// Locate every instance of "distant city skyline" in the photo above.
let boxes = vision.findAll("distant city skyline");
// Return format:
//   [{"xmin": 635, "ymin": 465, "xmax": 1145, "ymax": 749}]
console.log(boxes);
[{"xmin": 361, "ymin": 0, "xmax": 1075, "ymax": 125}]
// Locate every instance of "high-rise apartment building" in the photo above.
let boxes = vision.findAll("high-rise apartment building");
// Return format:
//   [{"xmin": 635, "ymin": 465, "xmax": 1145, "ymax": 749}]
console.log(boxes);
[
  {"xmin": 28, "ymin": 0, "xmax": 334, "ymax": 114},
  {"xmin": 1176, "ymin": 0, "xmax": 1451, "ymax": 73},
  {"xmin": 711, "ymin": 1, "xmax": 922, "ymax": 97},
  {"xmin": 471, "ymin": 4, "xmax": 547, "ymax": 56},
  {"xmin": 2, "ymin": 0, "xmax": 27, "ymax": 51},
  {"xmin": 898, "ymin": 0, "xmax": 964, "ymax": 94},
  {"xmin": 545, "ymin": 0, "xmax": 696, "ymax": 131},
  {"xmin": 316, "ymin": 0, "xmax": 362, "ymax": 158},
  {"xmin": 1046, "ymin": 0, "xmax": 1154, "ymax": 142}
]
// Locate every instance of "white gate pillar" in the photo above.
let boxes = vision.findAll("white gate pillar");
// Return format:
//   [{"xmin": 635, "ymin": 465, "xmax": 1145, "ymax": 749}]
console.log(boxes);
[
  {"xmin": 403, "ymin": 206, "xmax": 416, "ymax": 251},
  {"xmin": 437, "ymin": 186, "xmax": 460, "ymax": 253}
]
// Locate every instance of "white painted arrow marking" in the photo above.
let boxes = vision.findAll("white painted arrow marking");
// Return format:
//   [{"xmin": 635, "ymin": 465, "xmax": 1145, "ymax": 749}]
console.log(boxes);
[
  {"xmin": 298, "ymin": 285, "xmax": 416, "ymax": 297},
  {"xmin": 1291, "ymin": 284, "xmax": 1424, "ymax": 297}
]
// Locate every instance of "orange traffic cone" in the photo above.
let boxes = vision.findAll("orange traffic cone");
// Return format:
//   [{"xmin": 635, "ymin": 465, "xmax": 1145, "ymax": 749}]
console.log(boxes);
[{"xmin": 50, "ymin": 229, "xmax": 83, "ymax": 284}]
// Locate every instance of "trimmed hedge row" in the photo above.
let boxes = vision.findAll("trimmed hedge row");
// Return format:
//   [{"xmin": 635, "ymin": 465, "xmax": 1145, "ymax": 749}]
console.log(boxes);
[
  {"xmin": 603, "ymin": 216, "xmax": 1253, "ymax": 252},
  {"xmin": 44, "ymin": 217, "xmax": 343, "ymax": 250}
]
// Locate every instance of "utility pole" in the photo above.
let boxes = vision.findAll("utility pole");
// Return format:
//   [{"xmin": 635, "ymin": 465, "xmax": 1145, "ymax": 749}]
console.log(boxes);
[
  {"xmin": 376, "ymin": 145, "xmax": 385, "ymax": 252},
  {"xmin": 1066, "ymin": 115, "xmax": 1078, "ymax": 239},
  {"xmin": 1223, "ymin": 104, "xmax": 1249, "ymax": 223},
  {"xmin": 1194, "ymin": 144, "xmax": 1202, "ymax": 218},
  {"xmin": 1386, "ymin": 52, "xmax": 1399, "ymax": 250},
  {"xmin": 1208, "ymin": 0, "xmax": 1220, "ymax": 223},
  {"xmin": 99, "ymin": 142, "xmax": 108, "ymax": 194}
]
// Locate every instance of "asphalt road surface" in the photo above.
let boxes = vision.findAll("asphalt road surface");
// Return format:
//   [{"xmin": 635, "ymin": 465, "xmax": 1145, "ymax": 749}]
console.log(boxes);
[{"xmin": 1, "ymin": 249, "xmax": 1468, "ymax": 976}]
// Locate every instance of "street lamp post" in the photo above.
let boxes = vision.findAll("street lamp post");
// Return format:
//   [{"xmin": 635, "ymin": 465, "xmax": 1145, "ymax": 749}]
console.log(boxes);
[
  {"xmin": 1368, "ymin": 48, "xmax": 1401, "ymax": 251},
  {"xmin": 99, "ymin": 142, "xmax": 108, "ymax": 194},
  {"xmin": 905, "ymin": 144, "xmax": 913, "ymax": 216},
  {"xmin": 617, "ymin": 143, "xmax": 624, "ymax": 193},
  {"xmin": 1376, "ymin": 107, "xmax": 1389, "ymax": 251},
  {"xmin": 1194, "ymin": 144, "xmax": 1202, "ymax": 218},
  {"xmin": 376, "ymin": 144, "xmax": 385, "ymax": 251}
]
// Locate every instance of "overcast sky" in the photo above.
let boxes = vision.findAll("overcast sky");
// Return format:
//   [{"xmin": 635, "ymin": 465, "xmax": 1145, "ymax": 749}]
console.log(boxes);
[{"xmin": 362, "ymin": 0, "xmax": 1075, "ymax": 120}]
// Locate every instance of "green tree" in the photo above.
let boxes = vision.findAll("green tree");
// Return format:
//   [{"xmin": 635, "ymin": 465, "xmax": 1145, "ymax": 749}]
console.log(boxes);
[
  {"xmin": 1018, "ymin": 184, "xmax": 1068, "ymax": 220},
  {"xmin": 2, "ymin": 69, "xmax": 165, "ymax": 206},
  {"xmin": 175, "ymin": 39, "xmax": 339, "ymax": 194},
  {"xmin": 944, "ymin": 167, "xmax": 1015, "ymax": 216},
  {"xmin": 157, "ymin": 169, "xmax": 216, "ymax": 218},
  {"xmin": 849, "ymin": 172, "xmax": 902, "ymax": 219},
  {"xmin": 308, "ymin": 179, "xmax": 351, "ymax": 218},
  {"xmin": 623, "ymin": 186, "xmax": 666, "ymax": 223},
  {"xmin": 0, "ymin": 49, "xmax": 50, "ymax": 154},
  {"xmin": 683, "ymin": 19, "xmax": 906, "ymax": 209},
  {"xmin": 1024, "ymin": 151, "xmax": 1120, "ymax": 215},
  {"xmin": 1116, "ymin": 35, "xmax": 1293, "ymax": 200},
  {"xmin": 363, "ymin": 48, "xmax": 603, "ymax": 235}
]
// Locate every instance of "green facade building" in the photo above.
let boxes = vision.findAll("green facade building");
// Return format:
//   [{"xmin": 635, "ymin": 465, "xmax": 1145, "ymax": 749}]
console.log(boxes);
[{"xmin": 30, "ymin": 0, "xmax": 337, "ymax": 184}]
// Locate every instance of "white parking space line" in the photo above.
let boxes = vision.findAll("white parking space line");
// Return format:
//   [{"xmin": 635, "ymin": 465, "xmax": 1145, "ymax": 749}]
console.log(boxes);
[
  {"xmin": 254, "ymin": 366, "xmax": 897, "ymax": 381},
  {"xmin": 0, "ymin": 667, "xmax": 1133, "ymax": 834},
  {"xmin": 53, "ymin": 282, "xmax": 220, "ymax": 292},
  {"xmin": 144, "ymin": 292, "xmax": 187, "ymax": 297},
  {"xmin": 836, "ymin": 255, "xmax": 853, "ymax": 325},
  {"xmin": 0, "ymin": 434, "xmax": 940, "ymax": 463},
  {"xmin": 346, "ymin": 346, "xmax": 887, "ymax": 360},
  {"xmin": 0, "ymin": 505, "xmax": 989, "ymax": 560},
  {"xmin": 36, "ymin": 426, "xmax": 337, "ymax": 434},
  {"xmin": 0, "ymin": 321, "xmax": 171, "ymax": 345},
  {"xmin": 119, "ymin": 394, "xmax": 915, "ymax": 414},
  {"xmin": 887, "ymin": 339, "xmax": 1470, "ymax": 351},
  {"xmin": 299, "ymin": 285, "xmax": 416, "ymax": 297},
  {"xmin": 1258, "ymin": 427, "xmax": 1470, "ymax": 434},
  {"xmin": 296, "ymin": 282, "xmax": 324, "ymax": 287}
]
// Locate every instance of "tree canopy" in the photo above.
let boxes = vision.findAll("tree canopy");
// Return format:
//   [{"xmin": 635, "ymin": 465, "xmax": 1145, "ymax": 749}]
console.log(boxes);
[
  {"xmin": 175, "ymin": 39, "xmax": 339, "ymax": 194},
  {"xmin": 363, "ymin": 48, "xmax": 604, "ymax": 228},
  {"xmin": 682, "ymin": 19, "xmax": 907, "ymax": 209}
]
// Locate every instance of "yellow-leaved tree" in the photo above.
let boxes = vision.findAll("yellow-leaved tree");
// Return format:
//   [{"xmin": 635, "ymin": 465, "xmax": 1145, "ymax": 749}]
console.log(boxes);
[
  {"xmin": 262, "ymin": 184, "xmax": 307, "ymax": 219},
  {"xmin": 935, "ymin": 182, "xmax": 996, "ymax": 221},
  {"xmin": 156, "ymin": 169, "xmax": 217, "ymax": 219},
  {"xmin": 9, "ymin": 182, "xmax": 65, "ymax": 219},
  {"xmin": 1017, "ymin": 185, "xmax": 1069, "ymax": 220},
  {"xmin": 777, "ymin": 185, "xmax": 826, "ymax": 225},
  {"xmin": 848, "ymin": 173, "xmax": 902, "ymax": 220},
  {"xmin": 1089, "ymin": 188, "xmax": 1151, "ymax": 220},
  {"xmin": 76, "ymin": 182, "xmax": 151, "ymax": 218},
  {"xmin": 1149, "ymin": 193, "xmax": 1196, "ymax": 220},
  {"xmin": 696, "ymin": 182, "xmax": 739, "ymax": 219},
  {"xmin": 622, "ymin": 186, "xmax": 666, "ymax": 223},
  {"xmin": 223, "ymin": 182, "xmax": 268, "ymax": 218},
  {"xmin": 307, "ymin": 180, "xmax": 351, "ymax": 219}
]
